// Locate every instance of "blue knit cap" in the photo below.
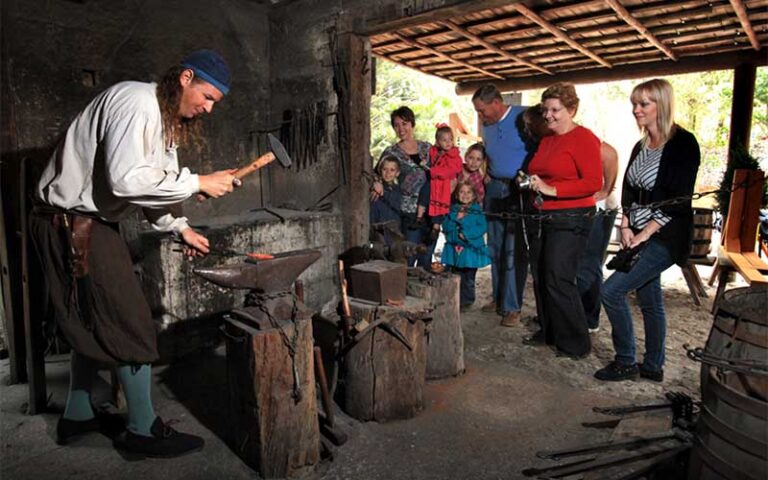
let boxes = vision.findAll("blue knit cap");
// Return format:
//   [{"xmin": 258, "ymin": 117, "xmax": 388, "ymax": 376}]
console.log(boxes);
[{"xmin": 180, "ymin": 49, "xmax": 231, "ymax": 95}]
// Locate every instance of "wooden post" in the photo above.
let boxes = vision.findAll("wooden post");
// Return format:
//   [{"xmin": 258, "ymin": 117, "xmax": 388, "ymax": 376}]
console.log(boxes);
[
  {"xmin": 338, "ymin": 33, "xmax": 372, "ymax": 249},
  {"xmin": 407, "ymin": 271, "xmax": 465, "ymax": 379},
  {"xmin": 20, "ymin": 157, "xmax": 47, "ymax": 413},
  {"xmin": 727, "ymin": 63, "xmax": 756, "ymax": 167}
]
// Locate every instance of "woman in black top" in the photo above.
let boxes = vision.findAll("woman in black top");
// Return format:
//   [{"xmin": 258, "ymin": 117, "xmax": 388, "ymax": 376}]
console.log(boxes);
[{"xmin": 594, "ymin": 78, "xmax": 700, "ymax": 382}]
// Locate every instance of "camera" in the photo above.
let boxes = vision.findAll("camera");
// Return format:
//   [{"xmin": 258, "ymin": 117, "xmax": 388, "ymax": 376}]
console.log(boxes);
[{"xmin": 515, "ymin": 170, "xmax": 532, "ymax": 190}]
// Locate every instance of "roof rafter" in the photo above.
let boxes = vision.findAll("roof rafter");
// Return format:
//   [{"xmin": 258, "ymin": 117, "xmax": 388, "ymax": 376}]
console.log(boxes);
[
  {"xmin": 438, "ymin": 19, "xmax": 552, "ymax": 75},
  {"xmin": 604, "ymin": 0, "xmax": 677, "ymax": 60},
  {"xmin": 373, "ymin": 52, "xmax": 451, "ymax": 79},
  {"xmin": 512, "ymin": 3, "xmax": 612, "ymax": 68},
  {"xmin": 729, "ymin": 0, "xmax": 761, "ymax": 49},
  {"xmin": 389, "ymin": 32, "xmax": 505, "ymax": 80}
]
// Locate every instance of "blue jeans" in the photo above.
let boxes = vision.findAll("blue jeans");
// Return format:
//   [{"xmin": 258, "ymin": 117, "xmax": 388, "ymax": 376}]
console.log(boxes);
[
  {"xmin": 602, "ymin": 239, "xmax": 674, "ymax": 371},
  {"xmin": 455, "ymin": 268, "xmax": 477, "ymax": 306},
  {"xmin": 577, "ymin": 209, "xmax": 617, "ymax": 329},
  {"xmin": 484, "ymin": 179, "xmax": 521, "ymax": 313}
]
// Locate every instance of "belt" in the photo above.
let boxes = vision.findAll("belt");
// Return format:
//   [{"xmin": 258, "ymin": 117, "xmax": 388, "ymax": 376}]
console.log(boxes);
[{"xmin": 488, "ymin": 176, "xmax": 514, "ymax": 185}]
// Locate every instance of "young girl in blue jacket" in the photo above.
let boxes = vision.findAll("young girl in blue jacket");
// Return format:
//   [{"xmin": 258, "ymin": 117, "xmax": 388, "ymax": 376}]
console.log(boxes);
[{"xmin": 442, "ymin": 181, "xmax": 492, "ymax": 309}]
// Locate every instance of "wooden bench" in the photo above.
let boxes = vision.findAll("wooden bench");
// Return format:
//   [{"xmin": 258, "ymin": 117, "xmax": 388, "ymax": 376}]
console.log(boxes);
[{"xmin": 710, "ymin": 169, "xmax": 768, "ymax": 312}]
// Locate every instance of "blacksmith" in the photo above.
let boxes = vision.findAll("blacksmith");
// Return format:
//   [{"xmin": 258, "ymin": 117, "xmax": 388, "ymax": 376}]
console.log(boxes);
[{"xmin": 30, "ymin": 49, "xmax": 237, "ymax": 457}]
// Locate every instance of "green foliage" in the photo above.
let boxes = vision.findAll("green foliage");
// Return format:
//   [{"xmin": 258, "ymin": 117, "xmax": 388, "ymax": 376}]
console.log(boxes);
[
  {"xmin": 370, "ymin": 60, "xmax": 476, "ymax": 161},
  {"xmin": 716, "ymin": 142, "xmax": 767, "ymax": 217}
]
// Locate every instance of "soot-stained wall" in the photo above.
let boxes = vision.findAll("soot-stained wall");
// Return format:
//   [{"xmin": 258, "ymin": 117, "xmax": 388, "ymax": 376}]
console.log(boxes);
[{"xmin": 1, "ymin": 0, "xmax": 271, "ymax": 221}]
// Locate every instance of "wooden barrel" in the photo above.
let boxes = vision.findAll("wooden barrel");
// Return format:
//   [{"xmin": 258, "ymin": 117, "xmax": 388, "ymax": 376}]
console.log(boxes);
[
  {"xmin": 700, "ymin": 287, "xmax": 768, "ymax": 400},
  {"xmin": 688, "ymin": 287, "xmax": 768, "ymax": 480},
  {"xmin": 690, "ymin": 207, "xmax": 714, "ymax": 258}
]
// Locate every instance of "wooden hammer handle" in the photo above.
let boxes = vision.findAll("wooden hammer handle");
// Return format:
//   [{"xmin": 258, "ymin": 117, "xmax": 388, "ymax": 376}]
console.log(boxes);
[
  {"xmin": 196, "ymin": 151, "xmax": 276, "ymax": 202},
  {"xmin": 234, "ymin": 151, "xmax": 276, "ymax": 180}
]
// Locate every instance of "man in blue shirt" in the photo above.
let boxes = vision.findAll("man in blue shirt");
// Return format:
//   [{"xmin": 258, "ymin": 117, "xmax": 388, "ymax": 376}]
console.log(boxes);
[{"xmin": 472, "ymin": 84, "xmax": 529, "ymax": 326}]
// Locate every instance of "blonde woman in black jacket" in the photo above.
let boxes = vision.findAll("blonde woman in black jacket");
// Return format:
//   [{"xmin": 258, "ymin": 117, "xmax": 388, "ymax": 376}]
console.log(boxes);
[{"xmin": 595, "ymin": 78, "xmax": 700, "ymax": 382}]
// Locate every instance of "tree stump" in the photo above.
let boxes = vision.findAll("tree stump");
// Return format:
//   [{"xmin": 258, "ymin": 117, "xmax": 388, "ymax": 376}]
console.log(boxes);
[
  {"xmin": 342, "ymin": 296, "xmax": 431, "ymax": 422},
  {"xmin": 407, "ymin": 270, "xmax": 464, "ymax": 379},
  {"xmin": 223, "ymin": 296, "xmax": 319, "ymax": 478}
]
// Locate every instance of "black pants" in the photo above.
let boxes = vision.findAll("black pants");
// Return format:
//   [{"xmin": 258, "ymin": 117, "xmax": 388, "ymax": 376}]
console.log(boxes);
[
  {"xmin": 534, "ymin": 208, "xmax": 593, "ymax": 356},
  {"xmin": 454, "ymin": 267, "xmax": 477, "ymax": 306}
]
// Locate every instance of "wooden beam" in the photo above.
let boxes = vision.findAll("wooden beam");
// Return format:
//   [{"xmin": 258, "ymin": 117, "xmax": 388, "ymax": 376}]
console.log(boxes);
[
  {"xmin": 364, "ymin": 0, "xmax": 529, "ymax": 36},
  {"xmin": 604, "ymin": 0, "xmax": 677, "ymax": 60},
  {"xmin": 512, "ymin": 3, "xmax": 612, "ymax": 68},
  {"xmin": 455, "ymin": 47, "xmax": 767, "ymax": 94},
  {"xmin": 342, "ymin": 34, "xmax": 373, "ymax": 247},
  {"xmin": 438, "ymin": 19, "xmax": 552, "ymax": 75},
  {"xmin": 372, "ymin": 52, "xmax": 450, "ymax": 81},
  {"xmin": 729, "ymin": 0, "xmax": 761, "ymax": 50},
  {"xmin": 727, "ymin": 63, "xmax": 757, "ymax": 165},
  {"xmin": 389, "ymin": 32, "xmax": 505, "ymax": 80}
]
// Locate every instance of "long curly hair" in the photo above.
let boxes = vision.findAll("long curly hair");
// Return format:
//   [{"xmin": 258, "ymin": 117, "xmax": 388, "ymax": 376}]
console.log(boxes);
[{"xmin": 156, "ymin": 66, "xmax": 205, "ymax": 151}]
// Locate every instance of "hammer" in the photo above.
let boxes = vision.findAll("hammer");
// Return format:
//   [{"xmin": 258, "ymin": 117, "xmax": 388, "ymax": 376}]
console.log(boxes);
[{"xmin": 197, "ymin": 133, "xmax": 292, "ymax": 201}]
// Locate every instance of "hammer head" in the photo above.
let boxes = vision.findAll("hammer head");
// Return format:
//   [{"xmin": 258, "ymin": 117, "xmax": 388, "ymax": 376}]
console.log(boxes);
[{"xmin": 268, "ymin": 133, "xmax": 292, "ymax": 168}]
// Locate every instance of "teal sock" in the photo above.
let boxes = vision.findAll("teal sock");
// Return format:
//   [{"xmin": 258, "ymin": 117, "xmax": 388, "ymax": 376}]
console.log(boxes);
[
  {"xmin": 63, "ymin": 352, "xmax": 97, "ymax": 421},
  {"xmin": 116, "ymin": 364, "xmax": 157, "ymax": 436}
]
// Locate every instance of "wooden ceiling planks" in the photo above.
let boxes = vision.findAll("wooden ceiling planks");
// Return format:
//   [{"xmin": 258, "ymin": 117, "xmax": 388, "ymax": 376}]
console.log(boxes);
[{"xmin": 370, "ymin": 0, "xmax": 768, "ymax": 90}]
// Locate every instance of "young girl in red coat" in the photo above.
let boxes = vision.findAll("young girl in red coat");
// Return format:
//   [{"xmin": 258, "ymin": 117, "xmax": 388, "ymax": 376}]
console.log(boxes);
[{"xmin": 417, "ymin": 123, "xmax": 463, "ymax": 242}]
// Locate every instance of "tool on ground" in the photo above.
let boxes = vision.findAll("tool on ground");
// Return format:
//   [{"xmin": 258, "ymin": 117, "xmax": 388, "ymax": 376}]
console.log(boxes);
[
  {"xmin": 314, "ymin": 346, "xmax": 348, "ymax": 446},
  {"xmin": 197, "ymin": 133, "xmax": 292, "ymax": 201},
  {"xmin": 536, "ymin": 430, "xmax": 679, "ymax": 460},
  {"xmin": 592, "ymin": 392, "xmax": 697, "ymax": 421},
  {"xmin": 523, "ymin": 441, "xmax": 690, "ymax": 478}
]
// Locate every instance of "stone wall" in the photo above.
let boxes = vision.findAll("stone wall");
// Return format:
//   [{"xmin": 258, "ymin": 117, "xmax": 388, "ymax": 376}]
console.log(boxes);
[{"xmin": 136, "ymin": 209, "xmax": 343, "ymax": 326}]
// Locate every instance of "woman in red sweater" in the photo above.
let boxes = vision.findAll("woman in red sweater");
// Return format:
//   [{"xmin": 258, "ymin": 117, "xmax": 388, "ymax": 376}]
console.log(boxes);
[{"xmin": 523, "ymin": 83, "xmax": 602, "ymax": 359}]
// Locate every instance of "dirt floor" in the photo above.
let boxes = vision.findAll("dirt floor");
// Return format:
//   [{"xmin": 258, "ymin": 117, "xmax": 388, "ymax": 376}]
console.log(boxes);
[{"xmin": 0, "ymin": 259, "xmax": 735, "ymax": 480}]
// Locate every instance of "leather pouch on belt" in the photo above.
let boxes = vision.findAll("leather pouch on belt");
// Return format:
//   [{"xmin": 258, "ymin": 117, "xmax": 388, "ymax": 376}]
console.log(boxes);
[{"xmin": 70, "ymin": 216, "xmax": 94, "ymax": 278}]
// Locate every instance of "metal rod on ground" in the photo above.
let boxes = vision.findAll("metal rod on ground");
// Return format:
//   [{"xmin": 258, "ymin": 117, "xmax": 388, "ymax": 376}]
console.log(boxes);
[
  {"xmin": 524, "ymin": 442, "xmax": 690, "ymax": 478},
  {"xmin": 536, "ymin": 431, "xmax": 678, "ymax": 460}
]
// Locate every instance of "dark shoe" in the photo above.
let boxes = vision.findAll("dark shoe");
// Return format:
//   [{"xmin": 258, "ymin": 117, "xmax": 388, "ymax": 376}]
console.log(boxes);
[
  {"xmin": 555, "ymin": 349, "xmax": 590, "ymax": 360},
  {"xmin": 522, "ymin": 331, "xmax": 546, "ymax": 346},
  {"xmin": 594, "ymin": 361, "xmax": 639, "ymax": 382},
  {"xmin": 114, "ymin": 417, "xmax": 204, "ymax": 458},
  {"xmin": 459, "ymin": 304, "xmax": 472, "ymax": 312},
  {"xmin": 638, "ymin": 363, "xmax": 664, "ymax": 382},
  {"xmin": 56, "ymin": 411, "xmax": 126, "ymax": 445}
]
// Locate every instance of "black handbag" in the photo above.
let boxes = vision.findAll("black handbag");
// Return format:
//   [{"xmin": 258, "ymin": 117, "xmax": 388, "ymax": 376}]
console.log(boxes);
[{"xmin": 606, "ymin": 242, "xmax": 647, "ymax": 273}]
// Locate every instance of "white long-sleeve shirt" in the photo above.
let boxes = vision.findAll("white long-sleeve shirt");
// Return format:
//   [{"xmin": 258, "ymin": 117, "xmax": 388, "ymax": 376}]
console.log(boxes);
[{"xmin": 37, "ymin": 81, "xmax": 199, "ymax": 233}]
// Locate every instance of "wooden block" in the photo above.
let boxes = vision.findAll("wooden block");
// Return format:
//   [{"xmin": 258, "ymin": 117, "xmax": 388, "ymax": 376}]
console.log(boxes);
[
  {"xmin": 407, "ymin": 272, "xmax": 465, "ymax": 379},
  {"xmin": 349, "ymin": 260, "xmax": 406, "ymax": 304},
  {"xmin": 342, "ymin": 296, "xmax": 430, "ymax": 422},
  {"xmin": 224, "ymin": 300, "xmax": 320, "ymax": 478}
]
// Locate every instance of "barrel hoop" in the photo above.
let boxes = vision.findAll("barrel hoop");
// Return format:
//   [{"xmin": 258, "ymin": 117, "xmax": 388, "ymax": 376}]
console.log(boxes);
[
  {"xmin": 705, "ymin": 370, "xmax": 768, "ymax": 420},
  {"xmin": 693, "ymin": 437, "xmax": 763, "ymax": 480},
  {"xmin": 712, "ymin": 315, "xmax": 768, "ymax": 349},
  {"xmin": 700, "ymin": 405, "xmax": 767, "ymax": 458}
]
